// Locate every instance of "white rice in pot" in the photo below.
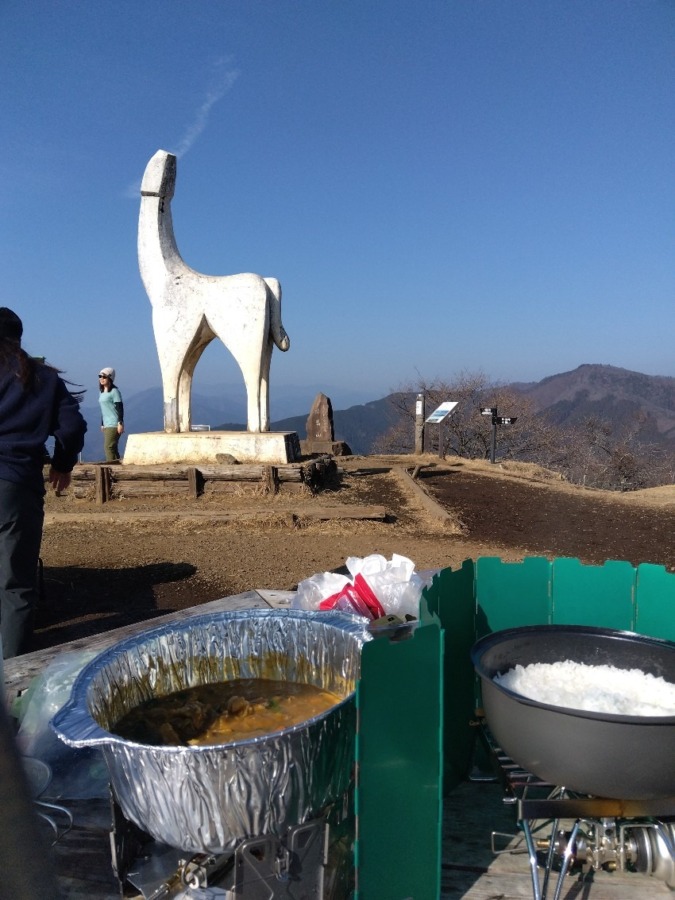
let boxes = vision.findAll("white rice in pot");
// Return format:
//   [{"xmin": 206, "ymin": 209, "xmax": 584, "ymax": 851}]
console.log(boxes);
[{"xmin": 495, "ymin": 661, "xmax": 675, "ymax": 716}]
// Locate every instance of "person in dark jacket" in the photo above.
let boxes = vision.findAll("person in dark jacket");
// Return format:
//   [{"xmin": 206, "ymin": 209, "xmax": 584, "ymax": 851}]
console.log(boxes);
[{"xmin": 0, "ymin": 307, "xmax": 86, "ymax": 658}]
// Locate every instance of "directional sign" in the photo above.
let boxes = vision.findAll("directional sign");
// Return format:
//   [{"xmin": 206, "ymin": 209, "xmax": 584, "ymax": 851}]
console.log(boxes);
[
  {"xmin": 480, "ymin": 407, "xmax": 497, "ymax": 416},
  {"xmin": 496, "ymin": 416, "xmax": 518, "ymax": 425},
  {"xmin": 425, "ymin": 401, "xmax": 458, "ymax": 424}
]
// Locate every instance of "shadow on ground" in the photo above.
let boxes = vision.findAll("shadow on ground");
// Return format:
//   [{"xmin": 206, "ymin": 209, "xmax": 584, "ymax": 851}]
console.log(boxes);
[{"xmin": 32, "ymin": 562, "xmax": 197, "ymax": 649}]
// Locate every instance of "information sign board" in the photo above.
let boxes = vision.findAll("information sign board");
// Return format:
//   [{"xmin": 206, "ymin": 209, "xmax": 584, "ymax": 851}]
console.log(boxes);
[{"xmin": 425, "ymin": 401, "xmax": 458, "ymax": 424}]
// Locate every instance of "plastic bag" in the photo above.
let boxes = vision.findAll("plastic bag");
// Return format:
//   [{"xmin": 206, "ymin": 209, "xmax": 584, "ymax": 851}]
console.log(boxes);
[
  {"xmin": 347, "ymin": 553, "xmax": 424, "ymax": 619},
  {"xmin": 293, "ymin": 553, "xmax": 424, "ymax": 620},
  {"xmin": 292, "ymin": 571, "xmax": 351, "ymax": 612},
  {"xmin": 16, "ymin": 649, "xmax": 109, "ymax": 799}
]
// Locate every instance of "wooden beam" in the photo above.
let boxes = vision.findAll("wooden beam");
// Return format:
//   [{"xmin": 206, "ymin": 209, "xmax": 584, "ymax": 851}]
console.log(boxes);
[
  {"xmin": 110, "ymin": 482, "xmax": 192, "ymax": 497},
  {"xmin": 109, "ymin": 466, "xmax": 190, "ymax": 481}
]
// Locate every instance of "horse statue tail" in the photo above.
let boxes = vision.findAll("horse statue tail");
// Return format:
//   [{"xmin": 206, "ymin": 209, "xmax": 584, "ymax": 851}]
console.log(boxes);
[{"xmin": 264, "ymin": 278, "xmax": 290, "ymax": 352}]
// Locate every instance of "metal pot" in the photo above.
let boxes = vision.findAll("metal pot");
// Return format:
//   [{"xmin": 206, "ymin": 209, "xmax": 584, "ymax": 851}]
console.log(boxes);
[
  {"xmin": 52, "ymin": 609, "xmax": 370, "ymax": 853},
  {"xmin": 471, "ymin": 625, "xmax": 675, "ymax": 800}
]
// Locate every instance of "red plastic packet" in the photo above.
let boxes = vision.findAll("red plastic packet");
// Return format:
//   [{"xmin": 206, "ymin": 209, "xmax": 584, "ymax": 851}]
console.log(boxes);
[
  {"xmin": 319, "ymin": 583, "xmax": 369, "ymax": 617},
  {"xmin": 353, "ymin": 574, "xmax": 386, "ymax": 618},
  {"xmin": 319, "ymin": 575, "xmax": 385, "ymax": 620}
]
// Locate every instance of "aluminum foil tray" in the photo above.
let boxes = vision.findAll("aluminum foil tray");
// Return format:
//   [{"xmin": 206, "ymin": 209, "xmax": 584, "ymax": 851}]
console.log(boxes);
[{"xmin": 52, "ymin": 608, "xmax": 371, "ymax": 852}]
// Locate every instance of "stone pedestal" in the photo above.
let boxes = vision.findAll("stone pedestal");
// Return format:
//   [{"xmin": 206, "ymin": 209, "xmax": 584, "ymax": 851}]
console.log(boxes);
[{"xmin": 123, "ymin": 431, "xmax": 301, "ymax": 466}]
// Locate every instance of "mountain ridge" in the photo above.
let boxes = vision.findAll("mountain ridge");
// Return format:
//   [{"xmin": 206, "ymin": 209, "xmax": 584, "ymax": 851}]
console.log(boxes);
[
  {"xmin": 517, "ymin": 364, "xmax": 675, "ymax": 444},
  {"xmin": 77, "ymin": 364, "xmax": 675, "ymax": 461}
]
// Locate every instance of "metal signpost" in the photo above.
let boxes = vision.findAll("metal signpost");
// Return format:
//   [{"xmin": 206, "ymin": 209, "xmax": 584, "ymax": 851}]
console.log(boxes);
[
  {"xmin": 425, "ymin": 401, "xmax": 459, "ymax": 458},
  {"xmin": 480, "ymin": 407, "xmax": 517, "ymax": 463}
]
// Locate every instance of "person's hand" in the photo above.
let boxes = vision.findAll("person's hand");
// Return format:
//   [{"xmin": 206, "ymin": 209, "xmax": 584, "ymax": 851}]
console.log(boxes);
[
  {"xmin": 49, "ymin": 468, "xmax": 71, "ymax": 494},
  {"xmin": 117, "ymin": 423, "xmax": 124, "ymax": 434}
]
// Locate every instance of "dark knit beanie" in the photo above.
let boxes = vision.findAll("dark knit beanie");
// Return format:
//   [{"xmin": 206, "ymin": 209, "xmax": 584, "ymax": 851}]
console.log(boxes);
[{"xmin": 0, "ymin": 308, "xmax": 23, "ymax": 342}]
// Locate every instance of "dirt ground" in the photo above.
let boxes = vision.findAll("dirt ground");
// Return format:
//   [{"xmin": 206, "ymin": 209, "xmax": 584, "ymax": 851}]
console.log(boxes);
[{"xmin": 33, "ymin": 455, "xmax": 675, "ymax": 652}]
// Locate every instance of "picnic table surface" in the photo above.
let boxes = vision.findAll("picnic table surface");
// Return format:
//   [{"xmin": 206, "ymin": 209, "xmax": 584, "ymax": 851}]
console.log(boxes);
[{"xmin": 3, "ymin": 591, "xmax": 669, "ymax": 899}]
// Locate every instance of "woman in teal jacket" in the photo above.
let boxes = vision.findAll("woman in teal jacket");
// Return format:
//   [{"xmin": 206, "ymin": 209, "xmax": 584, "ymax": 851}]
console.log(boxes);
[{"xmin": 98, "ymin": 366, "xmax": 124, "ymax": 461}]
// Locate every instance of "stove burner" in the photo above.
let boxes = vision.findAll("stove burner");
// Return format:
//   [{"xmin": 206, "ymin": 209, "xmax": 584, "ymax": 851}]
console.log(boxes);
[
  {"xmin": 109, "ymin": 792, "xmax": 352, "ymax": 898},
  {"xmin": 478, "ymin": 724, "xmax": 675, "ymax": 899}
]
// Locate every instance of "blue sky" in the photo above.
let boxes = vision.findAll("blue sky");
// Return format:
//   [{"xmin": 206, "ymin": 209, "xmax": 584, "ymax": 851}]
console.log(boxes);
[{"xmin": 1, "ymin": 0, "xmax": 673, "ymax": 416}]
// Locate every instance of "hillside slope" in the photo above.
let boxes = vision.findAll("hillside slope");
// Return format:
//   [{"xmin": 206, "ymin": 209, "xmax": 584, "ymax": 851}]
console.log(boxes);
[
  {"xmin": 274, "ymin": 364, "xmax": 675, "ymax": 455},
  {"xmin": 514, "ymin": 364, "xmax": 675, "ymax": 445}
]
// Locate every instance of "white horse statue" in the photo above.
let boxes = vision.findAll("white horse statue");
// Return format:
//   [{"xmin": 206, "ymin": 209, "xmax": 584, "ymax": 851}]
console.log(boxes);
[{"xmin": 138, "ymin": 150, "xmax": 290, "ymax": 433}]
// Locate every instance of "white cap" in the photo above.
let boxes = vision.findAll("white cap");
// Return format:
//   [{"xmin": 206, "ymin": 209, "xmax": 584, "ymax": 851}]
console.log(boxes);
[{"xmin": 99, "ymin": 367, "xmax": 115, "ymax": 381}]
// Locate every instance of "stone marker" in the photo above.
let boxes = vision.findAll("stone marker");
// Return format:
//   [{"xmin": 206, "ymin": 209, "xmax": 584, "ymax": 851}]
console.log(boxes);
[
  {"xmin": 307, "ymin": 392, "xmax": 335, "ymax": 442},
  {"xmin": 301, "ymin": 393, "xmax": 352, "ymax": 457}
]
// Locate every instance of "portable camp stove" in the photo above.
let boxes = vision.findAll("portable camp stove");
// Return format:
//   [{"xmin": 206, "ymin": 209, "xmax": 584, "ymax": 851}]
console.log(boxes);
[
  {"xmin": 479, "ymin": 726, "xmax": 675, "ymax": 900},
  {"xmin": 109, "ymin": 793, "xmax": 353, "ymax": 899}
]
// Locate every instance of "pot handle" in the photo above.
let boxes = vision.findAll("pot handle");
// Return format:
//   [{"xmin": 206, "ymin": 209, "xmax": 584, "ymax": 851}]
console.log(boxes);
[{"xmin": 50, "ymin": 696, "xmax": 115, "ymax": 748}]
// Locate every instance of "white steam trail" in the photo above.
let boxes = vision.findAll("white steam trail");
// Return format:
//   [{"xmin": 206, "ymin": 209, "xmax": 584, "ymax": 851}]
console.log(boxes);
[
  {"xmin": 173, "ymin": 59, "xmax": 240, "ymax": 158},
  {"xmin": 125, "ymin": 59, "xmax": 240, "ymax": 197}
]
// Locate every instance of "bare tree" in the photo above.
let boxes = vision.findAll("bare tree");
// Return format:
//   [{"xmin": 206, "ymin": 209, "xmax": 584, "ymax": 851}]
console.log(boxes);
[
  {"xmin": 374, "ymin": 371, "xmax": 563, "ymax": 463},
  {"xmin": 564, "ymin": 414, "xmax": 673, "ymax": 490},
  {"xmin": 373, "ymin": 371, "xmax": 674, "ymax": 489}
]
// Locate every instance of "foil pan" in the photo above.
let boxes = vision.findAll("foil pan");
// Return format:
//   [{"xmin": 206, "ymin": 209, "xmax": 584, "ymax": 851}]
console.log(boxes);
[{"xmin": 52, "ymin": 608, "xmax": 371, "ymax": 853}]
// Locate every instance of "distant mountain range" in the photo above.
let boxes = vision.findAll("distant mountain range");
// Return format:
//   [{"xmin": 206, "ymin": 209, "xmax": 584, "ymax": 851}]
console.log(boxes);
[
  {"xmin": 271, "ymin": 364, "xmax": 675, "ymax": 454},
  {"xmin": 77, "ymin": 365, "xmax": 675, "ymax": 461},
  {"xmin": 512, "ymin": 365, "xmax": 675, "ymax": 446}
]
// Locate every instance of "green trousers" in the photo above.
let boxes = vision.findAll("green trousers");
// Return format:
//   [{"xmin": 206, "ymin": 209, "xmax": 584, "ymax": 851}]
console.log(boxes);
[{"xmin": 103, "ymin": 427, "xmax": 121, "ymax": 461}]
